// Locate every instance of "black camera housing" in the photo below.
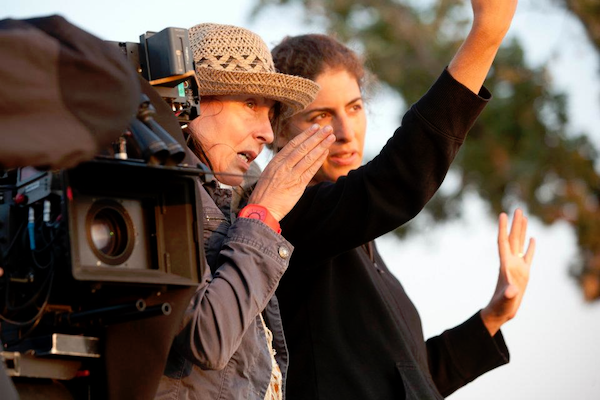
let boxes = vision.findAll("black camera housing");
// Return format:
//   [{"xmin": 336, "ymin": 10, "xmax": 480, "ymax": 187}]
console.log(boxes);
[
  {"xmin": 0, "ymin": 27, "xmax": 204, "ymax": 394},
  {"xmin": 65, "ymin": 159, "xmax": 201, "ymax": 286},
  {"xmin": 110, "ymin": 27, "xmax": 200, "ymax": 125},
  {"xmin": 0, "ymin": 159, "xmax": 202, "ymax": 317}
]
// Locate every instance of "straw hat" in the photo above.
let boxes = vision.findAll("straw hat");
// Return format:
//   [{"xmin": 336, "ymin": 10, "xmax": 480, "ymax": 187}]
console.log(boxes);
[{"xmin": 188, "ymin": 23, "xmax": 320, "ymax": 117}]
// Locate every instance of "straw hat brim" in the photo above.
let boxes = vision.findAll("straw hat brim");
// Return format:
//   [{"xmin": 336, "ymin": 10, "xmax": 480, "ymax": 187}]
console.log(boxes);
[{"xmin": 195, "ymin": 67, "xmax": 320, "ymax": 118}]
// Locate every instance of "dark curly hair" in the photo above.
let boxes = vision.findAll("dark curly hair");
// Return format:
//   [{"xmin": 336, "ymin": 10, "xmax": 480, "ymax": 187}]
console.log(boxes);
[{"xmin": 272, "ymin": 34, "xmax": 364, "ymax": 87}]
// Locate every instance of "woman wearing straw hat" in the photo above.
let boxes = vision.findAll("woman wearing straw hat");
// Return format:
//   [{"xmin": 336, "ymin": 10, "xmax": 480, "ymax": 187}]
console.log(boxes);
[
  {"xmin": 155, "ymin": 24, "xmax": 333, "ymax": 400},
  {"xmin": 270, "ymin": 1, "xmax": 535, "ymax": 399}
]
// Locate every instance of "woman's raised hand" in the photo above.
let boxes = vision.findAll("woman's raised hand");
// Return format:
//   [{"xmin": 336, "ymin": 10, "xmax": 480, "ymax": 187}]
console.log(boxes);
[
  {"xmin": 248, "ymin": 124, "xmax": 335, "ymax": 221},
  {"xmin": 448, "ymin": 0, "xmax": 518, "ymax": 94},
  {"xmin": 481, "ymin": 208, "xmax": 536, "ymax": 336},
  {"xmin": 471, "ymin": 0, "xmax": 518, "ymax": 42}
]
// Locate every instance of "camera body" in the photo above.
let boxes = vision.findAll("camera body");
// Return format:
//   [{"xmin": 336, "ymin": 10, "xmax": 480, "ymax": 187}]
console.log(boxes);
[
  {"xmin": 66, "ymin": 160, "xmax": 201, "ymax": 286},
  {"xmin": 0, "ymin": 159, "xmax": 201, "ymax": 286},
  {"xmin": 0, "ymin": 159, "xmax": 204, "ymax": 354},
  {"xmin": 111, "ymin": 27, "xmax": 200, "ymax": 125},
  {"xmin": 0, "ymin": 27, "xmax": 205, "ymax": 388}
]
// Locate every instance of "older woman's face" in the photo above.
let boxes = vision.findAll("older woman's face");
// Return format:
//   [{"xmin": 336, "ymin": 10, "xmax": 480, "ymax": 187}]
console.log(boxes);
[
  {"xmin": 283, "ymin": 68, "xmax": 366, "ymax": 184},
  {"xmin": 189, "ymin": 95, "xmax": 276, "ymax": 186}
]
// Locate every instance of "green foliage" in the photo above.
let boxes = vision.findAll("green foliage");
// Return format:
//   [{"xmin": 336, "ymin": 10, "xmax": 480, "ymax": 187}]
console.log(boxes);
[
  {"xmin": 254, "ymin": 0, "xmax": 600, "ymax": 300},
  {"xmin": 565, "ymin": 0, "xmax": 600, "ymax": 54}
]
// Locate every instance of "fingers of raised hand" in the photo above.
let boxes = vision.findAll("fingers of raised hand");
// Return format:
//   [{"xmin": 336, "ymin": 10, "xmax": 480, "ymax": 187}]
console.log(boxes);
[
  {"xmin": 250, "ymin": 126, "xmax": 334, "ymax": 215},
  {"xmin": 293, "ymin": 133, "xmax": 334, "ymax": 176},
  {"xmin": 519, "ymin": 216, "xmax": 528, "ymax": 254},
  {"xmin": 523, "ymin": 237, "xmax": 536, "ymax": 265},
  {"xmin": 263, "ymin": 125, "xmax": 331, "ymax": 178},
  {"xmin": 276, "ymin": 124, "xmax": 329, "ymax": 163},
  {"xmin": 508, "ymin": 208, "xmax": 523, "ymax": 254},
  {"xmin": 285, "ymin": 127, "xmax": 333, "ymax": 173},
  {"xmin": 274, "ymin": 124, "xmax": 319, "ymax": 158},
  {"xmin": 274, "ymin": 125, "xmax": 333, "ymax": 175},
  {"xmin": 299, "ymin": 148, "xmax": 330, "ymax": 184},
  {"xmin": 499, "ymin": 209, "xmax": 535, "ymax": 266},
  {"xmin": 497, "ymin": 212, "xmax": 510, "ymax": 257},
  {"xmin": 509, "ymin": 209, "xmax": 535, "ymax": 266}
]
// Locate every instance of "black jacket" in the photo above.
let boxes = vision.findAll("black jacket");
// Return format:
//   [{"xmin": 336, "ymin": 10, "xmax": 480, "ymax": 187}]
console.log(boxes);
[{"xmin": 278, "ymin": 70, "xmax": 509, "ymax": 400}]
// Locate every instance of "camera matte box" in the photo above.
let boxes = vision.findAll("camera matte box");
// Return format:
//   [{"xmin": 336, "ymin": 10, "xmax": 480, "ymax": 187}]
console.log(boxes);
[{"xmin": 64, "ymin": 159, "xmax": 203, "ymax": 286}]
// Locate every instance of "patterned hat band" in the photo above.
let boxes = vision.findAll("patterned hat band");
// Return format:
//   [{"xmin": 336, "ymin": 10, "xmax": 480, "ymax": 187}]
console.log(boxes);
[
  {"xmin": 188, "ymin": 23, "xmax": 319, "ymax": 117},
  {"xmin": 195, "ymin": 54, "xmax": 274, "ymax": 74}
]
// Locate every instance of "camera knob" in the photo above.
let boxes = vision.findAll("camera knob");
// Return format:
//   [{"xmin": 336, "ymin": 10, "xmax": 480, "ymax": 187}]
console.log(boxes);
[{"xmin": 14, "ymin": 193, "xmax": 28, "ymax": 205}]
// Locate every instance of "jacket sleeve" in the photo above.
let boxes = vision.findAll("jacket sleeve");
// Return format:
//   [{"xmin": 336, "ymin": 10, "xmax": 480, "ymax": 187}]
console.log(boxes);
[
  {"xmin": 281, "ymin": 70, "xmax": 490, "ymax": 261},
  {"xmin": 426, "ymin": 312, "xmax": 510, "ymax": 397},
  {"xmin": 172, "ymin": 217, "xmax": 293, "ymax": 370}
]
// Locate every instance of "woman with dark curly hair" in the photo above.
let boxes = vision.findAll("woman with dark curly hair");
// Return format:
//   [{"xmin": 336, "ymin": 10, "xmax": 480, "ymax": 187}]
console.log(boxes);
[{"xmin": 271, "ymin": 1, "xmax": 535, "ymax": 399}]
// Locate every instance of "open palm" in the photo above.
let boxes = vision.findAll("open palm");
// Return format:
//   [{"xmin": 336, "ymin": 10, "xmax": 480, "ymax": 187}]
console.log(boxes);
[{"xmin": 481, "ymin": 209, "xmax": 536, "ymax": 336}]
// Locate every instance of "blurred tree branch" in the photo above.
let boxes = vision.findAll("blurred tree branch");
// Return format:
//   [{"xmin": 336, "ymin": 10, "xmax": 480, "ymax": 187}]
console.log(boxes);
[{"xmin": 564, "ymin": 0, "xmax": 600, "ymax": 53}]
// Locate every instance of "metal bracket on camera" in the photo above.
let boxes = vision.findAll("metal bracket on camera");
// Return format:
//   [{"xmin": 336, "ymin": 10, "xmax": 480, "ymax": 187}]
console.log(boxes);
[
  {"xmin": 1, "ymin": 334, "xmax": 100, "ymax": 379},
  {"xmin": 109, "ymin": 27, "xmax": 200, "ymax": 126}
]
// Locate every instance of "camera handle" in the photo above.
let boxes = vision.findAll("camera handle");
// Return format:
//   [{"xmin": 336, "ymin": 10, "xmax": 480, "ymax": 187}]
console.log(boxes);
[
  {"xmin": 138, "ymin": 94, "xmax": 186, "ymax": 165},
  {"xmin": 128, "ymin": 117, "xmax": 169, "ymax": 165}
]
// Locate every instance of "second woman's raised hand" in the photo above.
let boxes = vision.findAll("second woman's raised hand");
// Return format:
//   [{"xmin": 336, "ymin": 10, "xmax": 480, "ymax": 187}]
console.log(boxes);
[
  {"xmin": 448, "ymin": 0, "xmax": 518, "ymax": 94},
  {"xmin": 471, "ymin": 0, "xmax": 518, "ymax": 41},
  {"xmin": 481, "ymin": 208, "xmax": 536, "ymax": 336},
  {"xmin": 248, "ymin": 124, "xmax": 335, "ymax": 221}
]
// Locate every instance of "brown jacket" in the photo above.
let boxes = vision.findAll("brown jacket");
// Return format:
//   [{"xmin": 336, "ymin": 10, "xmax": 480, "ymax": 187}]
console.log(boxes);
[{"xmin": 156, "ymin": 160, "xmax": 293, "ymax": 400}]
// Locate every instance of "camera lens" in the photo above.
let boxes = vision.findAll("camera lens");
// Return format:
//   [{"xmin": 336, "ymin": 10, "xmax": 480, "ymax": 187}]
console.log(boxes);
[
  {"xmin": 86, "ymin": 200, "xmax": 135, "ymax": 266},
  {"xmin": 90, "ymin": 208, "xmax": 127, "ymax": 256}
]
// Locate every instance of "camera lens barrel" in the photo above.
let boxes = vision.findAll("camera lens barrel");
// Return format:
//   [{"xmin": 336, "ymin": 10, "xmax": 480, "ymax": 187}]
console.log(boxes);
[{"xmin": 85, "ymin": 200, "xmax": 135, "ymax": 266}]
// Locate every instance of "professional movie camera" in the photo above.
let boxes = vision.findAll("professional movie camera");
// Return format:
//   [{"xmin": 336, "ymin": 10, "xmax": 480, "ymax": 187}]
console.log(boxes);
[
  {"xmin": 0, "ymin": 27, "xmax": 203, "ymax": 397},
  {"xmin": 113, "ymin": 27, "xmax": 200, "ymax": 127}
]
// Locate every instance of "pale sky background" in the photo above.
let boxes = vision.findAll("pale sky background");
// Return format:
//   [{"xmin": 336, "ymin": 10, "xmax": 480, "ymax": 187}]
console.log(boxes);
[{"xmin": 2, "ymin": 0, "xmax": 600, "ymax": 398}]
